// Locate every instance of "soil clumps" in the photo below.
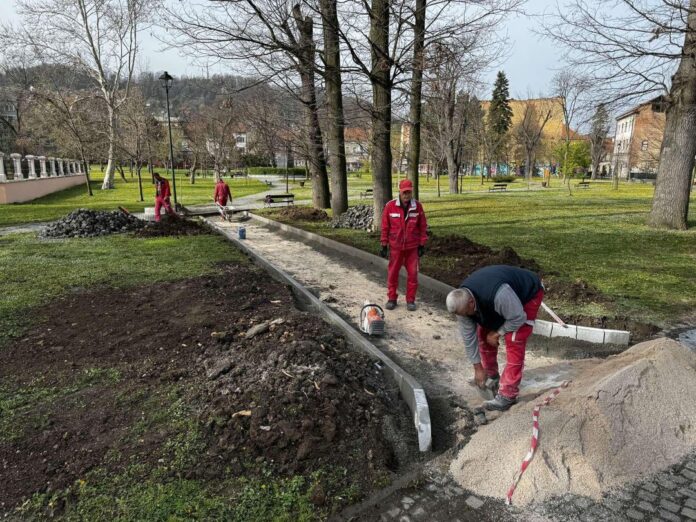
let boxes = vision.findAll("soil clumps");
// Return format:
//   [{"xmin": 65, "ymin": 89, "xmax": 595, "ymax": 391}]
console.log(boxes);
[{"xmin": 277, "ymin": 207, "xmax": 329, "ymax": 222}]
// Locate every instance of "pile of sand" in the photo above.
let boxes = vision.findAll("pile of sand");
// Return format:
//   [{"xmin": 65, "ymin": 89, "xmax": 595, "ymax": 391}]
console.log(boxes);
[{"xmin": 450, "ymin": 338, "xmax": 696, "ymax": 505}]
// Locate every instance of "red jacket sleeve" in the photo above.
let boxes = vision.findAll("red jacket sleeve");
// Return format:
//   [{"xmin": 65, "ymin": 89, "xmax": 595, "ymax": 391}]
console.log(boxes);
[
  {"xmin": 380, "ymin": 202, "xmax": 390, "ymax": 245},
  {"xmin": 418, "ymin": 202, "xmax": 428, "ymax": 246},
  {"xmin": 162, "ymin": 180, "xmax": 171, "ymax": 199}
]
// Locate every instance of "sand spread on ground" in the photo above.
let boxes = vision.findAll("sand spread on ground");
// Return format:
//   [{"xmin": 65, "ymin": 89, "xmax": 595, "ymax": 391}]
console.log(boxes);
[{"xmin": 450, "ymin": 338, "xmax": 696, "ymax": 505}]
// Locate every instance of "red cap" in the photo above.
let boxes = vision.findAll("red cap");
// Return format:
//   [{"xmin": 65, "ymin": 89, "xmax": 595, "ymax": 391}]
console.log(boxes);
[{"xmin": 399, "ymin": 179, "xmax": 414, "ymax": 192}]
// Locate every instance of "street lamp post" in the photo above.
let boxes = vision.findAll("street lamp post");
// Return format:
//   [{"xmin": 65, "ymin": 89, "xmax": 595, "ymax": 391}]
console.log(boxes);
[{"xmin": 159, "ymin": 71, "xmax": 178, "ymax": 207}]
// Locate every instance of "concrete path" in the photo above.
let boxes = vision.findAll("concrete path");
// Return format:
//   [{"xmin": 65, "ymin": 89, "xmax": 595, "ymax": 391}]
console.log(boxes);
[{"xmin": 0, "ymin": 222, "xmax": 48, "ymax": 236}]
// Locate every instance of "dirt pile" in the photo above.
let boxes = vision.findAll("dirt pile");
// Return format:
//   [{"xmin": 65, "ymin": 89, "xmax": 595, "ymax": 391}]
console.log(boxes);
[
  {"xmin": 278, "ymin": 206, "xmax": 329, "ymax": 222},
  {"xmin": 41, "ymin": 209, "xmax": 144, "ymax": 238},
  {"xmin": 331, "ymin": 205, "xmax": 374, "ymax": 230},
  {"xmin": 450, "ymin": 338, "xmax": 696, "ymax": 505},
  {"xmin": 132, "ymin": 218, "xmax": 209, "ymax": 237}
]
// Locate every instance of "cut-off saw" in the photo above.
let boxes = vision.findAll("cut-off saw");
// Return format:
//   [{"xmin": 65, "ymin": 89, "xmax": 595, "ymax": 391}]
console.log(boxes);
[{"xmin": 359, "ymin": 302, "xmax": 385, "ymax": 336}]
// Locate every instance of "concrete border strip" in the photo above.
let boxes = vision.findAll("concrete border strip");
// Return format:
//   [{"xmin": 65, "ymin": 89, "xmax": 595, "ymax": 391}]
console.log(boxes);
[
  {"xmin": 249, "ymin": 213, "xmax": 631, "ymax": 346},
  {"xmin": 205, "ymin": 218, "xmax": 432, "ymax": 452}
]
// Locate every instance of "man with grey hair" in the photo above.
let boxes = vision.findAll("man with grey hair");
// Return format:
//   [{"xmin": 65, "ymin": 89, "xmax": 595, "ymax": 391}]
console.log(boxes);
[{"xmin": 447, "ymin": 265, "xmax": 544, "ymax": 411}]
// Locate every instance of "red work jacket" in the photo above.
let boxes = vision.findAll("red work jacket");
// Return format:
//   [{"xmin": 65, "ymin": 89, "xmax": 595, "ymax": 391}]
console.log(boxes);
[
  {"xmin": 380, "ymin": 198, "xmax": 428, "ymax": 251},
  {"xmin": 156, "ymin": 178, "xmax": 171, "ymax": 199},
  {"xmin": 214, "ymin": 182, "xmax": 232, "ymax": 204}
]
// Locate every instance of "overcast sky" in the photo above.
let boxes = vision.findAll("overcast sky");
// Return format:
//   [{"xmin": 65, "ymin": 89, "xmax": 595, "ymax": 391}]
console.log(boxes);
[{"xmin": 0, "ymin": 0, "xmax": 561, "ymax": 96}]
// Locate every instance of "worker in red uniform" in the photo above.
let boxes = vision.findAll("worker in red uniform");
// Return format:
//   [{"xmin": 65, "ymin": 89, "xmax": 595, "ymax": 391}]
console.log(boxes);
[
  {"xmin": 214, "ymin": 178, "xmax": 232, "ymax": 206},
  {"xmin": 153, "ymin": 172, "xmax": 175, "ymax": 222},
  {"xmin": 379, "ymin": 179, "xmax": 428, "ymax": 311}
]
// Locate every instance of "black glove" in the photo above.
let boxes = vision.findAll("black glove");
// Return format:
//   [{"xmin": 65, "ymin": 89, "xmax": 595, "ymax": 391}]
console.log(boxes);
[
  {"xmin": 418, "ymin": 245, "xmax": 425, "ymax": 257},
  {"xmin": 379, "ymin": 245, "xmax": 388, "ymax": 258}
]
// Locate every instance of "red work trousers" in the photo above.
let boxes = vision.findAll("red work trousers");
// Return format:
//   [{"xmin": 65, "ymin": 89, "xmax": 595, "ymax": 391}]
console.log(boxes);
[
  {"xmin": 155, "ymin": 196, "xmax": 174, "ymax": 222},
  {"xmin": 387, "ymin": 247, "xmax": 419, "ymax": 303},
  {"xmin": 478, "ymin": 289, "xmax": 544, "ymax": 399}
]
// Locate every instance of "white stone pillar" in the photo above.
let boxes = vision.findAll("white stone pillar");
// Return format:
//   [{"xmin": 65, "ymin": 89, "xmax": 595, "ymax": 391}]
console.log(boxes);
[
  {"xmin": 70, "ymin": 160, "xmax": 76, "ymax": 174},
  {"xmin": 57, "ymin": 158, "xmax": 65, "ymax": 176},
  {"xmin": 10, "ymin": 153, "xmax": 22, "ymax": 180},
  {"xmin": 38, "ymin": 156, "xmax": 48, "ymax": 178},
  {"xmin": 0, "ymin": 152, "xmax": 6, "ymax": 182},
  {"xmin": 48, "ymin": 157, "xmax": 57, "ymax": 176},
  {"xmin": 76, "ymin": 161, "xmax": 83, "ymax": 174},
  {"xmin": 26, "ymin": 155, "xmax": 37, "ymax": 179}
]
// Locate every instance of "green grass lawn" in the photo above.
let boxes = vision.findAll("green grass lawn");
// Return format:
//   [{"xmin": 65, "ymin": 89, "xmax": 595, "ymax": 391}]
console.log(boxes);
[
  {"xmin": 0, "ymin": 171, "xmax": 266, "ymax": 227},
  {"xmin": 266, "ymin": 180, "xmax": 696, "ymax": 326}
]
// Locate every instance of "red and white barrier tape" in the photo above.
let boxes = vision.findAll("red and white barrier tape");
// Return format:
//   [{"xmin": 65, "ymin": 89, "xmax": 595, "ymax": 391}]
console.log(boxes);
[{"xmin": 505, "ymin": 381, "xmax": 570, "ymax": 506}]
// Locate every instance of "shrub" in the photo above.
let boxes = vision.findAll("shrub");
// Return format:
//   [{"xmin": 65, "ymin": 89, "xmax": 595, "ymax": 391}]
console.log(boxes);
[
  {"xmin": 491, "ymin": 175, "xmax": 516, "ymax": 183},
  {"xmin": 247, "ymin": 167, "xmax": 308, "ymax": 177}
]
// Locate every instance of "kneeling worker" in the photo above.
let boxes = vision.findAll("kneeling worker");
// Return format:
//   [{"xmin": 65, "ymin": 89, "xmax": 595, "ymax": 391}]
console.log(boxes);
[
  {"xmin": 380, "ymin": 179, "xmax": 428, "ymax": 311},
  {"xmin": 446, "ymin": 265, "xmax": 544, "ymax": 411}
]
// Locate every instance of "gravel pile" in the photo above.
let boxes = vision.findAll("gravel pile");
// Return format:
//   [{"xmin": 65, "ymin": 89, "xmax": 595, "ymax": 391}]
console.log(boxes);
[
  {"xmin": 41, "ymin": 209, "xmax": 144, "ymax": 238},
  {"xmin": 331, "ymin": 205, "xmax": 374, "ymax": 230}
]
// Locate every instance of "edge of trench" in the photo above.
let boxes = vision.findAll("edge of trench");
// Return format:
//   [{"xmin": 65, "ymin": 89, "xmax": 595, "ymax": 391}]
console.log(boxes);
[
  {"xmin": 247, "ymin": 212, "xmax": 631, "ymax": 346},
  {"xmin": 205, "ymin": 217, "xmax": 433, "ymax": 453}
]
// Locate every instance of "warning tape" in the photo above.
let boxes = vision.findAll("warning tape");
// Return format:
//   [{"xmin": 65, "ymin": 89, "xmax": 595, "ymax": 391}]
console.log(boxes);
[{"xmin": 505, "ymin": 381, "xmax": 570, "ymax": 506}]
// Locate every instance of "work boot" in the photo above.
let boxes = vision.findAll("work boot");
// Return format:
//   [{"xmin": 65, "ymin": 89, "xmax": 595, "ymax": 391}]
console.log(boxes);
[
  {"xmin": 385, "ymin": 300, "xmax": 397, "ymax": 310},
  {"xmin": 406, "ymin": 302, "xmax": 417, "ymax": 311},
  {"xmin": 484, "ymin": 393, "xmax": 517, "ymax": 412},
  {"xmin": 485, "ymin": 374, "xmax": 500, "ymax": 397}
]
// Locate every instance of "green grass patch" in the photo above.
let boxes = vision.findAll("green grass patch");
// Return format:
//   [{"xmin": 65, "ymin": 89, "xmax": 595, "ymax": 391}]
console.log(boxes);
[
  {"xmin": 0, "ymin": 232, "xmax": 244, "ymax": 347},
  {"xmin": 0, "ymin": 174, "xmax": 267, "ymax": 226}
]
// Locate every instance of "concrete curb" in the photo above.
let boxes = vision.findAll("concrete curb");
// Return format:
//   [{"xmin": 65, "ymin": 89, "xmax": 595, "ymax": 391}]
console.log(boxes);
[
  {"xmin": 206, "ymin": 218, "xmax": 432, "ymax": 453},
  {"xmin": 249, "ymin": 213, "xmax": 631, "ymax": 346}
]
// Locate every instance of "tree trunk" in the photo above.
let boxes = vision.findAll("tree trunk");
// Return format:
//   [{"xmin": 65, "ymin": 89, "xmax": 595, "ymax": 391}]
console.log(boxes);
[
  {"xmin": 293, "ymin": 6, "xmax": 331, "ymax": 209},
  {"xmin": 446, "ymin": 144, "xmax": 458, "ymax": 194},
  {"xmin": 80, "ymin": 151, "xmax": 93, "ymax": 197},
  {"xmin": 369, "ymin": 0, "xmax": 393, "ymax": 224},
  {"xmin": 101, "ymin": 107, "xmax": 116, "ymax": 189},
  {"xmin": 320, "ymin": 0, "xmax": 348, "ymax": 215},
  {"xmin": 525, "ymin": 150, "xmax": 534, "ymax": 182},
  {"xmin": 190, "ymin": 155, "xmax": 198, "ymax": 184},
  {"xmin": 407, "ymin": 0, "xmax": 426, "ymax": 200},
  {"xmin": 648, "ymin": 5, "xmax": 696, "ymax": 229},
  {"xmin": 136, "ymin": 164, "xmax": 144, "ymax": 201}
]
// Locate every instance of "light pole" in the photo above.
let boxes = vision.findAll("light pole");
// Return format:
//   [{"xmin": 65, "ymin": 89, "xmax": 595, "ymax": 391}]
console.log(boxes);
[{"xmin": 159, "ymin": 71, "xmax": 178, "ymax": 207}]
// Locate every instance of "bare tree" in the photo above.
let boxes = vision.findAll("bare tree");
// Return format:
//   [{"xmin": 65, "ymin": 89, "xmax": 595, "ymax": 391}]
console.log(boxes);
[
  {"xmin": 545, "ymin": 0, "xmax": 696, "ymax": 228},
  {"xmin": 515, "ymin": 99, "xmax": 553, "ymax": 181},
  {"xmin": 551, "ymin": 70, "xmax": 591, "ymax": 185},
  {"xmin": 588, "ymin": 103, "xmax": 609, "ymax": 182},
  {"xmin": 1, "ymin": 0, "xmax": 154, "ymax": 190}
]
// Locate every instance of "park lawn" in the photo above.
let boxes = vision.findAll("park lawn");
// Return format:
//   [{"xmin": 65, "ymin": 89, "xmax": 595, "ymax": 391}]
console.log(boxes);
[
  {"xmin": 0, "ymin": 172, "xmax": 266, "ymax": 227},
  {"xmin": 265, "ymin": 181, "xmax": 696, "ymax": 325}
]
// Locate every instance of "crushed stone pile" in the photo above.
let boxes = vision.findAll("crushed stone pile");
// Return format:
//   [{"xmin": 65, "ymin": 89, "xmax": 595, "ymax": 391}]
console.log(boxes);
[
  {"xmin": 331, "ymin": 205, "xmax": 374, "ymax": 230},
  {"xmin": 450, "ymin": 338, "xmax": 696, "ymax": 505},
  {"xmin": 41, "ymin": 209, "xmax": 144, "ymax": 238}
]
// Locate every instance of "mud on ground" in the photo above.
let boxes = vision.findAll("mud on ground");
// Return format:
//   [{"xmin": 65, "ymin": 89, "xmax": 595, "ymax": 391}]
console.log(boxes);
[{"xmin": 0, "ymin": 263, "xmax": 417, "ymax": 517}]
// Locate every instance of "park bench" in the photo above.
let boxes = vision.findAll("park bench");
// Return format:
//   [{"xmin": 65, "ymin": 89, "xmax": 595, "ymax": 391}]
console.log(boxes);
[
  {"xmin": 489, "ymin": 183, "xmax": 508, "ymax": 192},
  {"xmin": 576, "ymin": 181, "xmax": 590, "ymax": 189},
  {"xmin": 360, "ymin": 188, "xmax": 374, "ymax": 199},
  {"xmin": 264, "ymin": 193, "xmax": 295, "ymax": 207}
]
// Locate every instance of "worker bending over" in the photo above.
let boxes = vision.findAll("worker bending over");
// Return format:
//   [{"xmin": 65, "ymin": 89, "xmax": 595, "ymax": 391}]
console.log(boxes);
[
  {"xmin": 153, "ymin": 172, "xmax": 175, "ymax": 222},
  {"xmin": 446, "ymin": 265, "xmax": 544, "ymax": 411}
]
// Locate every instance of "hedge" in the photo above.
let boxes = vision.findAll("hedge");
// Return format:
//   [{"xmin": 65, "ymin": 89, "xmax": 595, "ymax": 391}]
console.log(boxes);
[{"xmin": 247, "ymin": 167, "xmax": 308, "ymax": 177}]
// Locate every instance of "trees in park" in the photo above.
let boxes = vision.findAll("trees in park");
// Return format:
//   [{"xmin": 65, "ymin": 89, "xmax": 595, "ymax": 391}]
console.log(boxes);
[
  {"xmin": 588, "ymin": 104, "xmax": 610, "ymax": 183},
  {"xmin": 545, "ymin": 0, "xmax": 696, "ymax": 229},
  {"xmin": 1, "ymin": 0, "xmax": 155, "ymax": 190},
  {"xmin": 487, "ymin": 71, "xmax": 513, "ymax": 174}
]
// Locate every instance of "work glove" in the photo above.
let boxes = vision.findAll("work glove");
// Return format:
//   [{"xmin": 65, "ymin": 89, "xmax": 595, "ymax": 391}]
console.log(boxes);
[
  {"xmin": 418, "ymin": 245, "xmax": 425, "ymax": 257},
  {"xmin": 379, "ymin": 245, "xmax": 389, "ymax": 258}
]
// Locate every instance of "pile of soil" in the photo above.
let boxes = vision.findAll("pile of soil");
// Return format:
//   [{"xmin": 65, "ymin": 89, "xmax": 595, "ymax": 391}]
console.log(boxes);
[
  {"xmin": 132, "ymin": 218, "xmax": 210, "ymax": 237},
  {"xmin": 331, "ymin": 205, "xmax": 374, "ymax": 230},
  {"xmin": 0, "ymin": 264, "xmax": 414, "ymax": 513},
  {"xmin": 41, "ymin": 209, "xmax": 144, "ymax": 238},
  {"xmin": 450, "ymin": 338, "xmax": 696, "ymax": 505},
  {"xmin": 277, "ymin": 206, "xmax": 329, "ymax": 222}
]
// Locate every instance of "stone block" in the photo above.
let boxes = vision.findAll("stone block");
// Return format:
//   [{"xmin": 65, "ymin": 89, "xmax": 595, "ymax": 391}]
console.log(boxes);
[
  {"xmin": 604, "ymin": 329, "xmax": 631, "ymax": 345},
  {"xmin": 576, "ymin": 326, "xmax": 606, "ymax": 343},
  {"xmin": 637, "ymin": 501, "xmax": 655, "ymax": 512},
  {"xmin": 682, "ymin": 469, "xmax": 696, "ymax": 481},
  {"xmin": 658, "ymin": 511, "xmax": 682, "ymax": 522},
  {"xmin": 465, "ymin": 495, "xmax": 484, "ymax": 509},
  {"xmin": 626, "ymin": 508, "xmax": 645, "ymax": 520},
  {"xmin": 638, "ymin": 490, "xmax": 657, "ymax": 502},
  {"xmin": 642, "ymin": 482, "xmax": 658, "ymax": 493},
  {"xmin": 687, "ymin": 498, "xmax": 696, "ymax": 510},
  {"xmin": 550, "ymin": 324, "xmax": 577, "ymax": 339},
  {"xmin": 682, "ymin": 507, "xmax": 696, "ymax": 520},
  {"xmin": 659, "ymin": 499, "xmax": 680, "ymax": 513},
  {"xmin": 533, "ymin": 320, "xmax": 553, "ymax": 337}
]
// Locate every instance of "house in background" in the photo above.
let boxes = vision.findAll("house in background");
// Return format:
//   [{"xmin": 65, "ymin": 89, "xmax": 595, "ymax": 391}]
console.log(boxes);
[
  {"xmin": 612, "ymin": 97, "xmax": 666, "ymax": 179},
  {"xmin": 344, "ymin": 127, "xmax": 370, "ymax": 171}
]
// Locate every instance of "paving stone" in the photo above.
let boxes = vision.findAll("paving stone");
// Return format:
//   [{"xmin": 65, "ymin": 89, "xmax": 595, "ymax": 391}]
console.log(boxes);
[
  {"xmin": 615, "ymin": 490, "xmax": 634, "ymax": 501},
  {"xmin": 639, "ymin": 490, "xmax": 658, "ymax": 502},
  {"xmin": 411, "ymin": 507, "xmax": 426, "ymax": 518},
  {"xmin": 671, "ymin": 475, "xmax": 689, "ymax": 485},
  {"xmin": 604, "ymin": 498, "xmax": 625, "ymax": 512},
  {"xmin": 685, "ymin": 460, "xmax": 696, "ymax": 472},
  {"xmin": 657, "ymin": 478, "xmax": 677, "ymax": 490},
  {"xmin": 575, "ymin": 497, "xmax": 593, "ymax": 509},
  {"xmin": 626, "ymin": 508, "xmax": 645, "ymax": 520},
  {"xmin": 683, "ymin": 469, "xmax": 696, "ymax": 481},
  {"xmin": 398, "ymin": 516, "xmax": 411, "ymax": 522},
  {"xmin": 465, "ymin": 495, "xmax": 484, "ymax": 509},
  {"xmin": 388, "ymin": 506, "xmax": 402, "ymax": 518},
  {"xmin": 642, "ymin": 482, "xmax": 659, "ymax": 493},
  {"xmin": 659, "ymin": 499, "xmax": 680, "ymax": 513},
  {"xmin": 401, "ymin": 497, "xmax": 415, "ymax": 508},
  {"xmin": 687, "ymin": 498, "xmax": 696, "ymax": 509},
  {"xmin": 683, "ymin": 507, "xmax": 696, "ymax": 520},
  {"xmin": 658, "ymin": 511, "xmax": 682, "ymax": 522},
  {"xmin": 679, "ymin": 487, "xmax": 696, "ymax": 499},
  {"xmin": 638, "ymin": 501, "xmax": 656, "ymax": 513}
]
